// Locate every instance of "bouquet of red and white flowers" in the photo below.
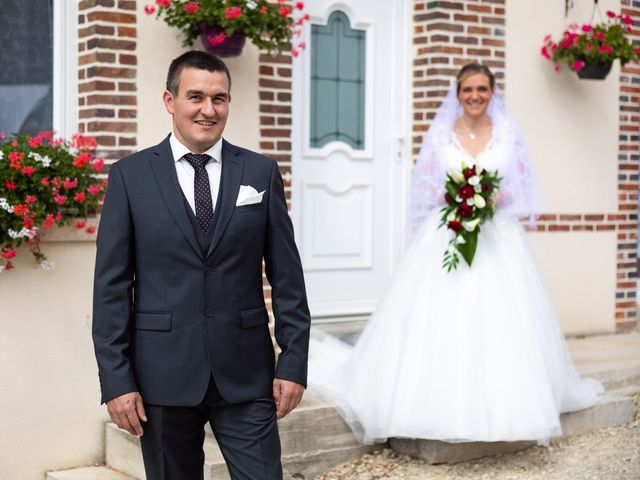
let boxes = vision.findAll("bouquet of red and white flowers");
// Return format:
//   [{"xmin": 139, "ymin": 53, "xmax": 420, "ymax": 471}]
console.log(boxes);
[{"xmin": 438, "ymin": 162, "xmax": 501, "ymax": 272}]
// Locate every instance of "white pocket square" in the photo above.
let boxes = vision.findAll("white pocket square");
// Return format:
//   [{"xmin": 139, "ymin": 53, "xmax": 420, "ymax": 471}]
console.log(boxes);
[{"xmin": 236, "ymin": 185, "xmax": 266, "ymax": 206}]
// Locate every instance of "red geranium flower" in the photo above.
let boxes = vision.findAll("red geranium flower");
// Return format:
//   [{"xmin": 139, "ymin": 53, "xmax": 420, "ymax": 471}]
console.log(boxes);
[
  {"xmin": 4, "ymin": 180, "xmax": 16, "ymax": 190},
  {"xmin": 13, "ymin": 204, "xmax": 29, "ymax": 216},
  {"xmin": 184, "ymin": 1, "xmax": 199, "ymax": 14},
  {"xmin": 279, "ymin": 6, "xmax": 292, "ymax": 17},
  {"xmin": 144, "ymin": 4, "xmax": 156, "ymax": 15},
  {"xmin": 225, "ymin": 6, "xmax": 241, "ymax": 19},
  {"xmin": 74, "ymin": 191, "xmax": 86, "ymax": 204},
  {"xmin": 21, "ymin": 166, "xmax": 35, "ymax": 177},
  {"xmin": 1, "ymin": 248, "xmax": 16, "ymax": 259},
  {"xmin": 25, "ymin": 195, "xmax": 38, "ymax": 204}
]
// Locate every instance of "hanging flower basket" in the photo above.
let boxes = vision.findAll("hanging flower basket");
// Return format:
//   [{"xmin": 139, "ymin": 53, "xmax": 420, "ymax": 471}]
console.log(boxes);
[
  {"xmin": 199, "ymin": 24, "xmax": 246, "ymax": 57},
  {"xmin": 576, "ymin": 59, "xmax": 613, "ymax": 79},
  {"xmin": 541, "ymin": 10, "xmax": 639, "ymax": 79},
  {"xmin": 145, "ymin": 0, "xmax": 310, "ymax": 57}
]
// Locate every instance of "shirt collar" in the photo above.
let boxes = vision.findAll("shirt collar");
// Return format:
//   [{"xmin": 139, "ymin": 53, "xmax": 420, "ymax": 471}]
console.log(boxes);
[{"xmin": 169, "ymin": 133, "xmax": 223, "ymax": 164}]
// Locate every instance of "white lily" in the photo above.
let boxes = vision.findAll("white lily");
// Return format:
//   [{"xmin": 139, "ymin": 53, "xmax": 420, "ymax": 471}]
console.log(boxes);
[
  {"xmin": 448, "ymin": 169, "xmax": 465, "ymax": 184},
  {"xmin": 455, "ymin": 195, "xmax": 463, "ymax": 202},
  {"xmin": 474, "ymin": 194, "xmax": 486, "ymax": 209},
  {"xmin": 474, "ymin": 184, "xmax": 482, "ymax": 193},
  {"xmin": 466, "ymin": 198, "xmax": 474, "ymax": 206},
  {"xmin": 447, "ymin": 211, "xmax": 456, "ymax": 222},
  {"xmin": 462, "ymin": 218, "xmax": 481, "ymax": 232},
  {"xmin": 468, "ymin": 175, "xmax": 480, "ymax": 186},
  {"xmin": 455, "ymin": 235, "xmax": 466, "ymax": 244}
]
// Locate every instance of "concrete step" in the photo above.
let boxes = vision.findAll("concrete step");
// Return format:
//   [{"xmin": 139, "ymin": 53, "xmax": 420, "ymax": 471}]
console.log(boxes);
[
  {"xmin": 389, "ymin": 391, "xmax": 636, "ymax": 464},
  {"xmin": 46, "ymin": 466, "xmax": 136, "ymax": 480},
  {"xmin": 105, "ymin": 392, "xmax": 373, "ymax": 480}
]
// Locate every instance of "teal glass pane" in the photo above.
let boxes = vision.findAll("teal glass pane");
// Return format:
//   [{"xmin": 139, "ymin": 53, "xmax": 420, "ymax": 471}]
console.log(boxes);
[{"xmin": 311, "ymin": 11, "xmax": 365, "ymax": 150}]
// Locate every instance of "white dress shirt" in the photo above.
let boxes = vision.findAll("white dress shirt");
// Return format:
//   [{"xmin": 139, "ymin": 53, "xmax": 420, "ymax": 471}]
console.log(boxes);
[{"xmin": 169, "ymin": 133, "xmax": 223, "ymax": 214}]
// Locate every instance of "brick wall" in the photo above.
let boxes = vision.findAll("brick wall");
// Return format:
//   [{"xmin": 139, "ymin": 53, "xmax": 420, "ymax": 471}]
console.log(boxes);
[
  {"xmin": 257, "ymin": 51, "xmax": 293, "ymax": 307},
  {"xmin": 77, "ymin": 0, "xmax": 138, "ymax": 170},
  {"xmin": 412, "ymin": 0, "xmax": 639, "ymax": 331},
  {"xmin": 613, "ymin": 1, "xmax": 639, "ymax": 331}
]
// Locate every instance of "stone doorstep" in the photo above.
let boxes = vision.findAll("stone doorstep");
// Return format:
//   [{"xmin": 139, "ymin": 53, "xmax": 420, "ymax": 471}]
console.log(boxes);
[
  {"xmin": 46, "ymin": 465, "xmax": 135, "ymax": 480},
  {"xmin": 389, "ymin": 392, "xmax": 636, "ymax": 464}
]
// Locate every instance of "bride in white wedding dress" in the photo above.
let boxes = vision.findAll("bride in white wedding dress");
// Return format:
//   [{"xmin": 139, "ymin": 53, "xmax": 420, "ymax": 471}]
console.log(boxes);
[{"xmin": 307, "ymin": 63, "xmax": 603, "ymax": 445}]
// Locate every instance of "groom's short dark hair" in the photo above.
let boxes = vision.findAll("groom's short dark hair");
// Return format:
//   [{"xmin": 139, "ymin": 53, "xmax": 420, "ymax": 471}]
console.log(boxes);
[{"xmin": 166, "ymin": 50, "xmax": 232, "ymax": 95}]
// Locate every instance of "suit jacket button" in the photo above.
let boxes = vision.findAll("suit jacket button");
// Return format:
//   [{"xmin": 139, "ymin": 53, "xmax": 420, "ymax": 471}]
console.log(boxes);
[
  {"xmin": 204, "ymin": 308, "xmax": 213, "ymax": 318},
  {"xmin": 204, "ymin": 267, "xmax": 212, "ymax": 276}
]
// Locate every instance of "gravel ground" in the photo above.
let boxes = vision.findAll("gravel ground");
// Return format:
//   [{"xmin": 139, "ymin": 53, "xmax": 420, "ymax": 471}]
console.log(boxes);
[{"xmin": 314, "ymin": 395, "xmax": 640, "ymax": 480}]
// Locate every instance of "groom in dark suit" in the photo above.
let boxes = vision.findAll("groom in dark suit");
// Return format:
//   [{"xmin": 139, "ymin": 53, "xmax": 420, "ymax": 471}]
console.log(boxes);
[{"xmin": 92, "ymin": 51, "xmax": 311, "ymax": 479}]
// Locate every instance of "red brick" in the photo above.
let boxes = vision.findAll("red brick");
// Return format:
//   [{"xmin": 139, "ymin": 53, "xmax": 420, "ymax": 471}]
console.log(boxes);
[
  {"xmin": 87, "ymin": 66, "xmax": 136, "ymax": 79},
  {"xmin": 86, "ymin": 11, "xmax": 136, "ymax": 23},
  {"xmin": 119, "ymin": 54, "xmax": 137, "ymax": 65},
  {"xmin": 79, "ymin": 24, "xmax": 115, "ymax": 38},
  {"xmin": 118, "ymin": 26, "xmax": 137, "ymax": 38},
  {"xmin": 118, "ymin": 109, "xmax": 137, "ymax": 119},
  {"xmin": 548, "ymin": 225, "xmax": 570, "ymax": 232},
  {"xmin": 79, "ymin": 108, "xmax": 115, "ymax": 118},
  {"xmin": 79, "ymin": 80, "xmax": 116, "ymax": 93},
  {"xmin": 260, "ymin": 105, "xmax": 291, "ymax": 114},
  {"xmin": 87, "ymin": 121, "xmax": 137, "ymax": 133},
  {"xmin": 86, "ymin": 38, "xmax": 136, "ymax": 51},
  {"xmin": 261, "ymin": 128, "xmax": 291, "ymax": 138},
  {"xmin": 87, "ymin": 94, "xmax": 137, "ymax": 105},
  {"xmin": 259, "ymin": 78, "xmax": 291, "ymax": 89}
]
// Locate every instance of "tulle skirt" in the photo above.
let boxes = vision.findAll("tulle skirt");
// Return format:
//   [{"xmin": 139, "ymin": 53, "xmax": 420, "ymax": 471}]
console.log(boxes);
[{"xmin": 308, "ymin": 211, "xmax": 603, "ymax": 444}]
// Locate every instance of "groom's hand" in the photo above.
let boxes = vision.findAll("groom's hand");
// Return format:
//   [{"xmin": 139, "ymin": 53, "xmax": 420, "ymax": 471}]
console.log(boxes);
[
  {"xmin": 107, "ymin": 391, "xmax": 147, "ymax": 436},
  {"xmin": 272, "ymin": 379, "xmax": 304, "ymax": 420}
]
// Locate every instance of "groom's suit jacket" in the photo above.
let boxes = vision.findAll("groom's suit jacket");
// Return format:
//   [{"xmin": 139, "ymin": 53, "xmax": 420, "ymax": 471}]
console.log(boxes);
[{"xmin": 92, "ymin": 136, "xmax": 311, "ymax": 406}]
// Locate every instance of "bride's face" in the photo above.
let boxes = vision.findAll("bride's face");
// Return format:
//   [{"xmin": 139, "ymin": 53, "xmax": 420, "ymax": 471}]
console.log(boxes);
[{"xmin": 458, "ymin": 73, "xmax": 493, "ymax": 118}]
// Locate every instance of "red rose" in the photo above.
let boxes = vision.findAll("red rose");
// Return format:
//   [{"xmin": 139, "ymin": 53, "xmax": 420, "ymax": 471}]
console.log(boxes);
[
  {"xmin": 458, "ymin": 185, "xmax": 474, "ymax": 200},
  {"xmin": 463, "ymin": 165, "xmax": 476, "ymax": 179},
  {"xmin": 457, "ymin": 204, "xmax": 473, "ymax": 218},
  {"xmin": 447, "ymin": 220, "xmax": 462, "ymax": 232}
]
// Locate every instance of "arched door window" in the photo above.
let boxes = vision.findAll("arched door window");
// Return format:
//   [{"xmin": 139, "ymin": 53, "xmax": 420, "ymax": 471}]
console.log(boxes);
[{"xmin": 310, "ymin": 11, "xmax": 366, "ymax": 150}]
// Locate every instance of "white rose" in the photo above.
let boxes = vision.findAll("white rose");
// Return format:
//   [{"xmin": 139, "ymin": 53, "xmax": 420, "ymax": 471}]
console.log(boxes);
[
  {"xmin": 466, "ymin": 197, "xmax": 474, "ymax": 206},
  {"xmin": 474, "ymin": 194, "xmax": 486, "ymax": 209},
  {"xmin": 468, "ymin": 175, "xmax": 480, "ymax": 186}
]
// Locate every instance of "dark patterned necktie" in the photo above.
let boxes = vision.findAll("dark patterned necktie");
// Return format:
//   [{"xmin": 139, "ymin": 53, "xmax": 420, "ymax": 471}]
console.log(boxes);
[{"xmin": 184, "ymin": 153, "xmax": 213, "ymax": 232}]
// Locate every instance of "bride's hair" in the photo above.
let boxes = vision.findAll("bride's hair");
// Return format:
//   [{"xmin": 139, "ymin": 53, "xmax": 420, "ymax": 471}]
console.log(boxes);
[{"xmin": 456, "ymin": 63, "xmax": 495, "ymax": 93}]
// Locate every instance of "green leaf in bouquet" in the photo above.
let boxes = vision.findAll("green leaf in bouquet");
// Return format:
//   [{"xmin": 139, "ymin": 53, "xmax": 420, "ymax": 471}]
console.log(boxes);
[{"xmin": 457, "ymin": 230, "xmax": 478, "ymax": 267}]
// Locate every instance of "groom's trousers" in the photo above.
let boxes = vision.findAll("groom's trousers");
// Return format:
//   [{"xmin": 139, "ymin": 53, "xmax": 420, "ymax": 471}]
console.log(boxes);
[{"xmin": 139, "ymin": 377, "xmax": 282, "ymax": 480}]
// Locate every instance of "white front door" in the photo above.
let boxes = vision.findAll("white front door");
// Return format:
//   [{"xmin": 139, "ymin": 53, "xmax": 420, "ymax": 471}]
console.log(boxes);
[{"xmin": 292, "ymin": 1, "xmax": 411, "ymax": 320}]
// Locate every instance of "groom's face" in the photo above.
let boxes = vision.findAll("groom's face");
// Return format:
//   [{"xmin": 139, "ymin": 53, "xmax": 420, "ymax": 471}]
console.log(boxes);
[{"xmin": 163, "ymin": 67, "xmax": 231, "ymax": 153}]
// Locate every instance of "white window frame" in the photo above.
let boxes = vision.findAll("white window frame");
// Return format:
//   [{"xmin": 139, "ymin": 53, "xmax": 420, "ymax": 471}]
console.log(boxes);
[{"xmin": 52, "ymin": 0, "xmax": 78, "ymax": 137}]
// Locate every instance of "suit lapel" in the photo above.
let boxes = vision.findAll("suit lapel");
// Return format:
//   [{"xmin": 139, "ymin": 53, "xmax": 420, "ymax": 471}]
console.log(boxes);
[
  {"xmin": 206, "ymin": 140, "xmax": 244, "ymax": 258},
  {"xmin": 148, "ymin": 136, "xmax": 204, "ymax": 261}
]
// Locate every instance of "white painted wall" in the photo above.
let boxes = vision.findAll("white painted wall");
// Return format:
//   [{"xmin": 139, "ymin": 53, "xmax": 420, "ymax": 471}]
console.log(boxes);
[
  {"xmin": 0, "ymin": 236, "xmax": 107, "ymax": 480},
  {"xmin": 506, "ymin": 0, "xmax": 622, "ymax": 333}
]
